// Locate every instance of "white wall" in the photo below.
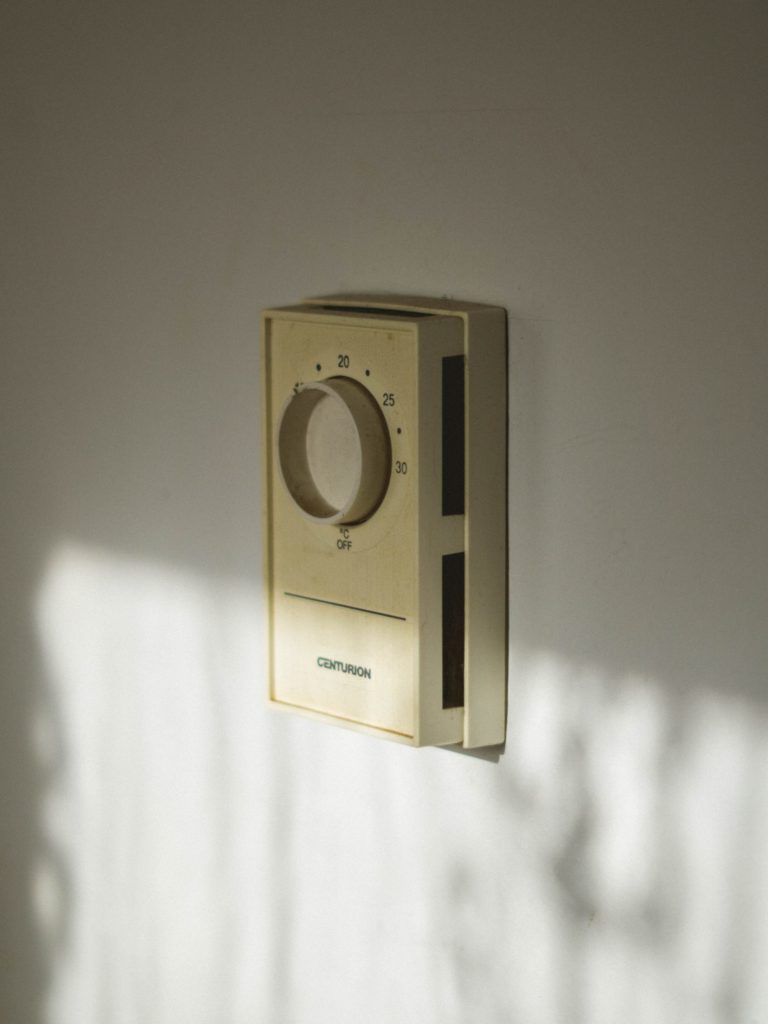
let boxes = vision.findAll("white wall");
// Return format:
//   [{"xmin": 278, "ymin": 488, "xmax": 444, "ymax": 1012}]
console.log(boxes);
[{"xmin": 2, "ymin": 2, "xmax": 768, "ymax": 1022}]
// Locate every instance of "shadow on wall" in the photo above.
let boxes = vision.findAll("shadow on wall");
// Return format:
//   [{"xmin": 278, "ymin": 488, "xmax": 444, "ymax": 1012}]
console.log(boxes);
[
  {"xmin": 507, "ymin": 316, "xmax": 768, "ymax": 711},
  {"xmin": 505, "ymin": 654, "xmax": 768, "ymax": 1024},
  {"xmin": 5, "ymin": 317, "xmax": 768, "ymax": 1024},
  {"xmin": 4, "ymin": 303, "xmax": 767, "ymax": 1024},
  {"xmin": 0, "ymin": 592, "xmax": 59, "ymax": 1024},
  {"xmin": 20, "ymin": 527, "xmax": 768, "ymax": 1024},
  {"xmin": 424, "ymin": 312, "xmax": 768, "ymax": 1021},
  {"xmin": 3, "ymin": 0, "xmax": 768, "ymax": 1017}
]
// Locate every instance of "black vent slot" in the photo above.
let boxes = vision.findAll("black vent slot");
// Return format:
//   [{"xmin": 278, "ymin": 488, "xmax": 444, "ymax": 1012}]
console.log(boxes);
[
  {"xmin": 442, "ymin": 355, "xmax": 465, "ymax": 516},
  {"xmin": 442, "ymin": 553, "xmax": 465, "ymax": 709},
  {"xmin": 319, "ymin": 304, "xmax": 433, "ymax": 318}
]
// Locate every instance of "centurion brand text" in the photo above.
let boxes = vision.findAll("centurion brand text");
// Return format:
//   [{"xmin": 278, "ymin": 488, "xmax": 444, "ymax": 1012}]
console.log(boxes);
[{"xmin": 317, "ymin": 656, "xmax": 372, "ymax": 679}]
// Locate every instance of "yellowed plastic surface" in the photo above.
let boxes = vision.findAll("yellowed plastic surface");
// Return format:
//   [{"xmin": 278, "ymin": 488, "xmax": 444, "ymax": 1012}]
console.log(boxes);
[{"xmin": 262, "ymin": 295, "xmax": 506, "ymax": 747}]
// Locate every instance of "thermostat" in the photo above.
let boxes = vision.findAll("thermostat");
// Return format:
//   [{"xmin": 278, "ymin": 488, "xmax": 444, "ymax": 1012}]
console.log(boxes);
[{"xmin": 261, "ymin": 294, "xmax": 507, "ymax": 747}]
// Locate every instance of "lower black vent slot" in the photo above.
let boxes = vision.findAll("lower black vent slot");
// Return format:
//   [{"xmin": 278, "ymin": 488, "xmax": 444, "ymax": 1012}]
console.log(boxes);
[{"xmin": 442, "ymin": 552, "xmax": 465, "ymax": 709}]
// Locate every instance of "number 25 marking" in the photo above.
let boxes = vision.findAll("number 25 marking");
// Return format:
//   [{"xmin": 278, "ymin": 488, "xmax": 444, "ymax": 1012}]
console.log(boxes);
[{"xmin": 383, "ymin": 393, "xmax": 395, "ymax": 406}]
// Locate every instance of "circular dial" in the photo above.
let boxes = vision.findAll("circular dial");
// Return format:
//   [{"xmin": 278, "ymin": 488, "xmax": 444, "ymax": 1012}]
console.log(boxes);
[{"xmin": 277, "ymin": 376, "xmax": 392, "ymax": 525}]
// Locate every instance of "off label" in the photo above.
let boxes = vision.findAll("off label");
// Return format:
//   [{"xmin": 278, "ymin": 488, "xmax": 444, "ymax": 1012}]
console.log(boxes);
[{"xmin": 337, "ymin": 527, "xmax": 352, "ymax": 551}]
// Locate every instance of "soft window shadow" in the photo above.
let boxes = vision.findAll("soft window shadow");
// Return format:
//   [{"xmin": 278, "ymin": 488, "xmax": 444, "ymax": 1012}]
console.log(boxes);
[{"xmin": 0, "ymin": 558, "xmax": 70, "ymax": 1024}]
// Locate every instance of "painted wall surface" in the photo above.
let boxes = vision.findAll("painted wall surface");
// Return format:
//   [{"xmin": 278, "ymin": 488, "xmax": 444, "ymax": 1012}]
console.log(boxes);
[{"xmin": 2, "ymin": 3, "xmax": 767, "ymax": 1023}]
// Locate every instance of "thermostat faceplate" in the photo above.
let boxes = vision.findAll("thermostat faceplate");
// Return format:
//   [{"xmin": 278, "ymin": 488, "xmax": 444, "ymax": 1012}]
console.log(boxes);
[{"xmin": 262, "ymin": 295, "xmax": 507, "ymax": 748}]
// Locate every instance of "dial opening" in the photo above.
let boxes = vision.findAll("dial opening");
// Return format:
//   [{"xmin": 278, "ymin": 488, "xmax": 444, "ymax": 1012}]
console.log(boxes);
[{"xmin": 277, "ymin": 378, "xmax": 391, "ymax": 525}]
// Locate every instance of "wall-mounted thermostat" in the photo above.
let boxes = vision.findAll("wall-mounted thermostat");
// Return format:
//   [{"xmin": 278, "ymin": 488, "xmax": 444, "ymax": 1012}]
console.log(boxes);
[{"xmin": 262, "ymin": 294, "xmax": 506, "ymax": 748}]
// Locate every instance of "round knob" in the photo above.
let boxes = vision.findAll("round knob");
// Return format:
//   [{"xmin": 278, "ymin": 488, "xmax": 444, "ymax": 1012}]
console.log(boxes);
[{"xmin": 277, "ymin": 377, "xmax": 392, "ymax": 525}]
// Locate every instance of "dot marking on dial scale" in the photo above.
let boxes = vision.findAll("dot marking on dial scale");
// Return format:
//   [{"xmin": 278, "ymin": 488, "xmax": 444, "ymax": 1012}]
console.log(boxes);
[{"xmin": 315, "ymin": 363, "xmax": 322, "ymax": 371}]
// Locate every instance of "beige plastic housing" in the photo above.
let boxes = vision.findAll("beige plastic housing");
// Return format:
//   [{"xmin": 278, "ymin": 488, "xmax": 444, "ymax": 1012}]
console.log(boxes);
[{"xmin": 262, "ymin": 294, "xmax": 507, "ymax": 748}]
